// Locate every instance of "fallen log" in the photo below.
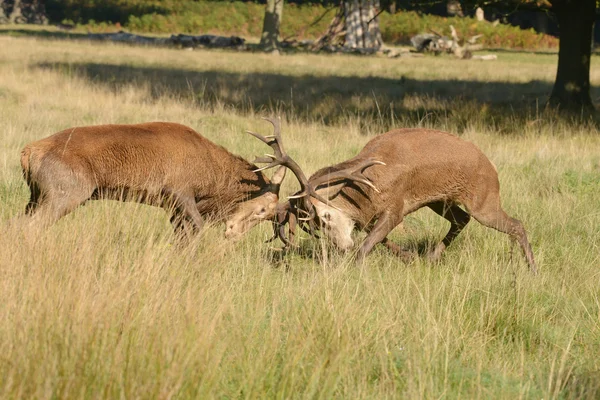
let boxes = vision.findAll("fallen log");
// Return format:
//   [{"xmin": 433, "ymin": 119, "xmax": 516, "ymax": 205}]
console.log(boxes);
[
  {"xmin": 170, "ymin": 34, "xmax": 246, "ymax": 49},
  {"xmin": 83, "ymin": 31, "xmax": 246, "ymax": 50},
  {"xmin": 410, "ymin": 25, "xmax": 493, "ymax": 60}
]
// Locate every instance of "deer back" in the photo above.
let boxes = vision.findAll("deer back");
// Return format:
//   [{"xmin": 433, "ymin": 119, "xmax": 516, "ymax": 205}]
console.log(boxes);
[
  {"xmin": 21, "ymin": 122, "xmax": 273, "ymax": 219},
  {"xmin": 309, "ymin": 128, "xmax": 498, "ymax": 225}
]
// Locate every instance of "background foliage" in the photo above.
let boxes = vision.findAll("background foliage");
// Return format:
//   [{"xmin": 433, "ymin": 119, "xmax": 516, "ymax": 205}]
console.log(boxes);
[{"xmin": 42, "ymin": 0, "xmax": 558, "ymax": 49}]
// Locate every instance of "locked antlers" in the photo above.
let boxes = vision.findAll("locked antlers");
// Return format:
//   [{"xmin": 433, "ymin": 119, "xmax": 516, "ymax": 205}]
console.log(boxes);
[
  {"xmin": 247, "ymin": 117, "xmax": 328, "ymax": 230},
  {"xmin": 247, "ymin": 117, "xmax": 383, "ymax": 246}
]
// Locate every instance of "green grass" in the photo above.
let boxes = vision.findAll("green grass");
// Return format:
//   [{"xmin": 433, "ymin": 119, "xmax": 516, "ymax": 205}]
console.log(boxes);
[{"xmin": 0, "ymin": 34, "xmax": 599, "ymax": 399}]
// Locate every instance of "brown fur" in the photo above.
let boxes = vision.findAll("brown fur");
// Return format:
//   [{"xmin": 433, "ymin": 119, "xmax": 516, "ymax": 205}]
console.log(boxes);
[
  {"xmin": 306, "ymin": 128, "xmax": 537, "ymax": 272},
  {"xmin": 19, "ymin": 122, "xmax": 277, "ymax": 236}
]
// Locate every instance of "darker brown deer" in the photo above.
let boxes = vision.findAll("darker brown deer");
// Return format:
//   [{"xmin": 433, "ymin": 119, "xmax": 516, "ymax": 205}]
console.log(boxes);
[
  {"xmin": 243, "ymin": 119, "xmax": 537, "ymax": 273},
  {"xmin": 19, "ymin": 122, "xmax": 286, "ymax": 237}
]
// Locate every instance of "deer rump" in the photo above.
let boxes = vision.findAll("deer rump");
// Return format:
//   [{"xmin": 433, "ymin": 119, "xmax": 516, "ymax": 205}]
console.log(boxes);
[
  {"xmin": 19, "ymin": 122, "xmax": 282, "ymax": 238},
  {"xmin": 261, "ymin": 127, "xmax": 537, "ymax": 273}
]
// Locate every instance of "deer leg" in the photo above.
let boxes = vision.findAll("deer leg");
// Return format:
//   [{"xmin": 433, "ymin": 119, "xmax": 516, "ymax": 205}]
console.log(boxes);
[
  {"xmin": 427, "ymin": 202, "xmax": 471, "ymax": 261},
  {"xmin": 22, "ymin": 158, "xmax": 95, "ymax": 227},
  {"xmin": 168, "ymin": 193, "xmax": 204, "ymax": 238},
  {"xmin": 363, "ymin": 219, "xmax": 414, "ymax": 260},
  {"xmin": 357, "ymin": 211, "xmax": 403, "ymax": 264},
  {"xmin": 469, "ymin": 200, "xmax": 537, "ymax": 274},
  {"xmin": 169, "ymin": 211, "xmax": 196, "ymax": 241},
  {"xmin": 380, "ymin": 237, "xmax": 416, "ymax": 261},
  {"xmin": 27, "ymin": 189, "xmax": 92, "ymax": 228},
  {"xmin": 24, "ymin": 181, "xmax": 41, "ymax": 215},
  {"xmin": 26, "ymin": 177, "xmax": 94, "ymax": 228}
]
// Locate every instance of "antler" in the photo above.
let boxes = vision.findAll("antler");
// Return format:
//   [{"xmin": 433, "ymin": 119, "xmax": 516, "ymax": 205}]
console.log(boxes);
[
  {"xmin": 247, "ymin": 117, "xmax": 385, "ymax": 247},
  {"xmin": 265, "ymin": 203, "xmax": 294, "ymax": 246},
  {"xmin": 246, "ymin": 117, "xmax": 329, "ymax": 234},
  {"xmin": 308, "ymin": 158, "xmax": 386, "ymax": 194}
]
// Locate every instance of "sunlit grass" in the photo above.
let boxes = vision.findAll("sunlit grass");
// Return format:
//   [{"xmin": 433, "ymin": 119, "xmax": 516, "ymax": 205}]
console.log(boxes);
[{"xmin": 0, "ymin": 35, "xmax": 599, "ymax": 399}]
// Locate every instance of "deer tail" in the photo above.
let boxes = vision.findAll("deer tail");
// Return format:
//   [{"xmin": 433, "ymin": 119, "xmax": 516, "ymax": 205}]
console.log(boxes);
[{"xmin": 20, "ymin": 146, "xmax": 33, "ymax": 183}]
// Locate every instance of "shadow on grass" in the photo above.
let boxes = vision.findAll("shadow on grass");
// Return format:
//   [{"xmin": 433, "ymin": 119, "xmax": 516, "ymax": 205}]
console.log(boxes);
[
  {"xmin": 34, "ymin": 61, "xmax": 599, "ymax": 132},
  {"xmin": 0, "ymin": 28, "xmax": 92, "ymax": 40},
  {"xmin": 267, "ymin": 234, "xmax": 438, "ymax": 269}
]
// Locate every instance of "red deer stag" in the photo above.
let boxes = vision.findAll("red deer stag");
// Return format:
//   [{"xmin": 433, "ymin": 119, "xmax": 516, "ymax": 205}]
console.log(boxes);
[
  {"xmin": 19, "ymin": 122, "xmax": 286, "ymax": 237},
  {"xmin": 241, "ymin": 118, "xmax": 537, "ymax": 273}
]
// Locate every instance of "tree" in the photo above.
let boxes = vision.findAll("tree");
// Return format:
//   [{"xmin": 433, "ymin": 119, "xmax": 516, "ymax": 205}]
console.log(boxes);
[
  {"xmin": 312, "ymin": 0, "xmax": 383, "ymax": 52},
  {"xmin": 8, "ymin": 0, "xmax": 21, "ymax": 23},
  {"xmin": 0, "ymin": 1, "xmax": 6, "ymax": 23},
  {"xmin": 344, "ymin": 0, "xmax": 383, "ymax": 50},
  {"xmin": 458, "ymin": 0, "xmax": 596, "ymax": 112},
  {"xmin": 548, "ymin": 0, "xmax": 596, "ymax": 111},
  {"xmin": 260, "ymin": 0, "xmax": 284, "ymax": 52}
]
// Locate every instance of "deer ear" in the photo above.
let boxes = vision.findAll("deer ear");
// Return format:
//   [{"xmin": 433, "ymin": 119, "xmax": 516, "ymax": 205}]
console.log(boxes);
[{"xmin": 271, "ymin": 166, "xmax": 287, "ymax": 185}]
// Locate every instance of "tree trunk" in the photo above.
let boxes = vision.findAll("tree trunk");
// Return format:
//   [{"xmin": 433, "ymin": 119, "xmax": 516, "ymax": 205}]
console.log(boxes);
[
  {"xmin": 344, "ymin": 0, "xmax": 382, "ymax": 50},
  {"xmin": 260, "ymin": 0, "xmax": 284, "ymax": 52},
  {"xmin": 371, "ymin": 0, "xmax": 383, "ymax": 47},
  {"xmin": 32, "ymin": 0, "xmax": 48, "ymax": 25},
  {"xmin": 0, "ymin": 1, "xmax": 7, "ymax": 23},
  {"xmin": 389, "ymin": 0, "xmax": 396, "ymax": 15},
  {"xmin": 548, "ymin": 0, "xmax": 596, "ymax": 111},
  {"xmin": 345, "ymin": 0, "xmax": 362, "ymax": 48},
  {"xmin": 8, "ymin": 0, "xmax": 22, "ymax": 23}
]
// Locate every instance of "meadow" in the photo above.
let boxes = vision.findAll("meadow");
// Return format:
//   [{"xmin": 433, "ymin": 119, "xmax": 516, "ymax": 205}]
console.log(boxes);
[{"xmin": 0, "ymin": 31, "xmax": 599, "ymax": 399}]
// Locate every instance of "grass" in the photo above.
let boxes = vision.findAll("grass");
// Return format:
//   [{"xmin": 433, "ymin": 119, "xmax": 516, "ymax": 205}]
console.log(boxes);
[{"xmin": 0, "ymin": 32, "xmax": 599, "ymax": 399}]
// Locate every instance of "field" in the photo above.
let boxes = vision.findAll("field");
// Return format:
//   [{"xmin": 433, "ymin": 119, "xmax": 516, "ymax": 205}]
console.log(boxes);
[{"xmin": 1, "ymin": 31, "xmax": 599, "ymax": 399}]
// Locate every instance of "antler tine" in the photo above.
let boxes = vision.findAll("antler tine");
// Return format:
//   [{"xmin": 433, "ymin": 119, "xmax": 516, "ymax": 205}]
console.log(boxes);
[
  {"xmin": 261, "ymin": 116, "xmax": 281, "ymax": 138},
  {"xmin": 254, "ymin": 118, "xmax": 318, "ymax": 203},
  {"xmin": 245, "ymin": 130, "xmax": 270, "ymax": 145},
  {"xmin": 246, "ymin": 117, "xmax": 286, "ymax": 163},
  {"xmin": 310, "ymin": 158, "xmax": 385, "ymax": 193},
  {"xmin": 287, "ymin": 189, "xmax": 329, "ymax": 205}
]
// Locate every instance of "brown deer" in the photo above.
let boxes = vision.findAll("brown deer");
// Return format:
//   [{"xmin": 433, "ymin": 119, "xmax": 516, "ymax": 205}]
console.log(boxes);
[
  {"xmin": 18, "ymin": 122, "xmax": 286, "ymax": 237},
  {"xmin": 240, "ymin": 118, "xmax": 537, "ymax": 273}
]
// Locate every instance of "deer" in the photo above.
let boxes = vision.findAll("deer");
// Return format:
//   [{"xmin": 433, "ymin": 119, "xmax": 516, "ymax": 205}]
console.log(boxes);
[
  {"xmin": 235, "ymin": 118, "xmax": 537, "ymax": 273},
  {"xmin": 18, "ymin": 121, "xmax": 287, "ymax": 238}
]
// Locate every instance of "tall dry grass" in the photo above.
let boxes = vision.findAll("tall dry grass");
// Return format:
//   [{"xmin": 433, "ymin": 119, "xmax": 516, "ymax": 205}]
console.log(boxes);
[{"xmin": 0, "ymin": 34, "xmax": 599, "ymax": 399}]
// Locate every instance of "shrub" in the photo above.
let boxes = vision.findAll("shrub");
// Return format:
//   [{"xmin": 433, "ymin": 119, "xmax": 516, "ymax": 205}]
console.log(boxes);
[{"xmin": 54, "ymin": 1, "xmax": 558, "ymax": 50}]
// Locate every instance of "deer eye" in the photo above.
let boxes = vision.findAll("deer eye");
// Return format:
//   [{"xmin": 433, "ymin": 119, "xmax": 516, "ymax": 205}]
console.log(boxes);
[{"xmin": 257, "ymin": 207, "xmax": 267, "ymax": 215}]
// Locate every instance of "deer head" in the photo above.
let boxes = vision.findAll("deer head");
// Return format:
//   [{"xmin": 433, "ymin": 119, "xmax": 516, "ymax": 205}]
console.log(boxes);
[
  {"xmin": 224, "ymin": 165, "xmax": 286, "ymax": 240},
  {"xmin": 237, "ymin": 117, "xmax": 383, "ymax": 249}
]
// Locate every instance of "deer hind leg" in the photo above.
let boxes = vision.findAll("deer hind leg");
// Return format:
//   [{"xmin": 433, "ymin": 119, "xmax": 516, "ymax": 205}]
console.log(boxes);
[
  {"xmin": 25, "ymin": 164, "xmax": 94, "ymax": 228},
  {"xmin": 24, "ymin": 180, "xmax": 41, "ymax": 215},
  {"xmin": 427, "ymin": 201, "xmax": 471, "ymax": 261},
  {"xmin": 27, "ymin": 186, "xmax": 94, "ymax": 228},
  {"xmin": 468, "ymin": 195, "xmax": 537, "ymax": 274},
  {"xmin": 25, "ymin": 180, "xmax": 41, "ymax": 215}
]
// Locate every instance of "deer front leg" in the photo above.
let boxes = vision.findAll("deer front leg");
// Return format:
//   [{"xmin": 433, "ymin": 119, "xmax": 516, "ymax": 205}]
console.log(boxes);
[
  {"xmin": 380, "ymin": 237, "xmax": 416, "ymax": 262},
  {"xmin": 165, "ymin": 191, "xmax": 204, "ymax": 241},
  {"xmin": 363, "ymin": 219, "xmax": 414, "ymax": 261},
  {"xmin": 357, "ymin": 211, "xmax": 403, "ymax": 264}
]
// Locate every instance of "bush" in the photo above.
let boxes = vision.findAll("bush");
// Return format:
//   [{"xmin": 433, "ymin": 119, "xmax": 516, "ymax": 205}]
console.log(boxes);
[
  {"xmin": 49, "ymin": 1, "xmax": 558, "ymax": 50},
  {"xmin": 379, "ymin": 11, "xmax": 558, "ymax": 49}
]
